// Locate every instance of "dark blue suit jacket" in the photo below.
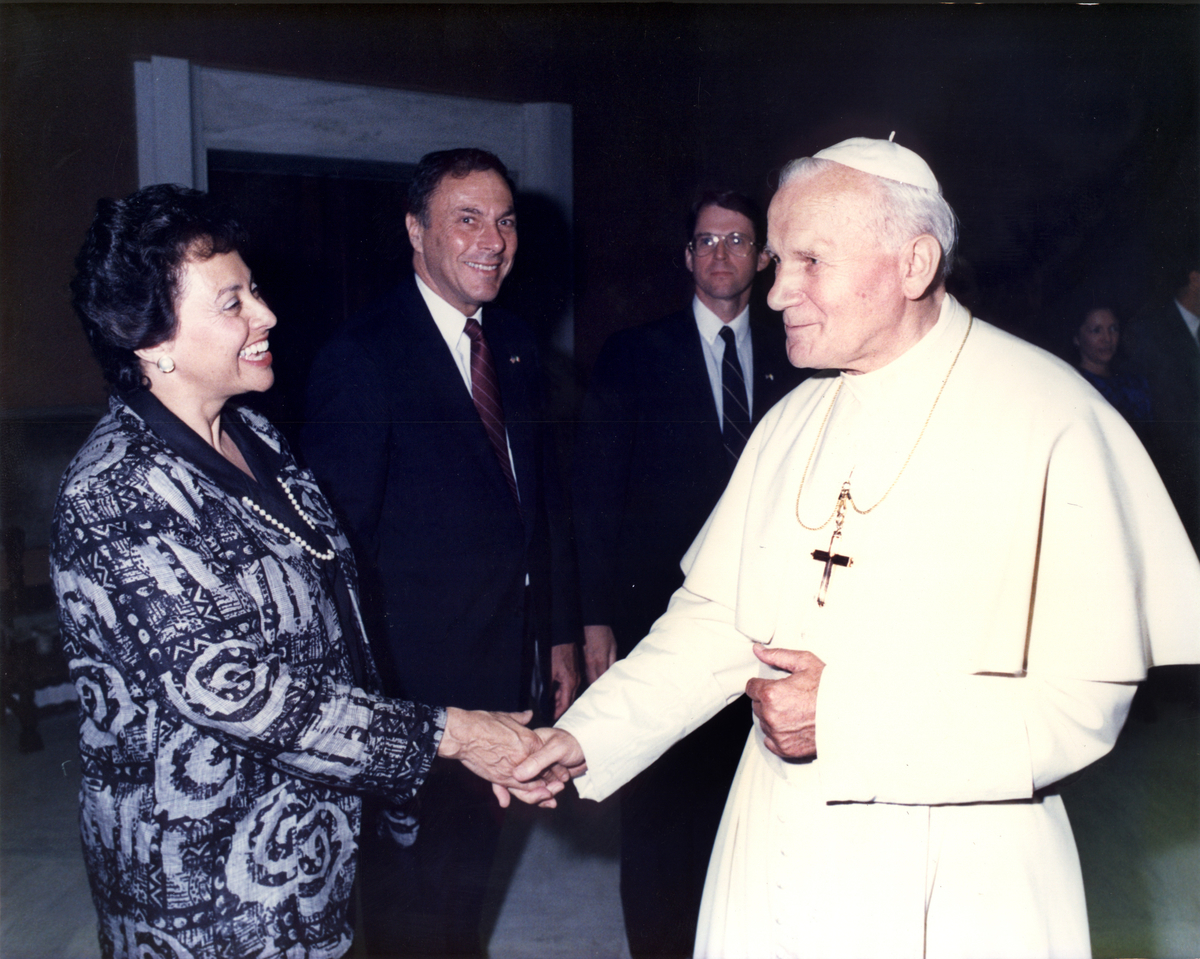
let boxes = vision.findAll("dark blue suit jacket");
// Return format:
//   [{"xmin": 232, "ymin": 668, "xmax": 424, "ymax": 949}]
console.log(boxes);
[
  {"xmin": 302, "ymin": 274, "xmax": 578, "ymax": 712},
  {"xmin": 573, "ymin": 306, "xmax": 804, "ymax": 654},
  {"xmin": 1128, "ymin": 299, "xmax": 1200, "ymax": 550}
]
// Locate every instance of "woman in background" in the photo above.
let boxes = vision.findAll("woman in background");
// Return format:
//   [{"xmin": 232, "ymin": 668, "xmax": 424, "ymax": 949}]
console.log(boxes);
[
  {"xmin": 1073, "ymin": 304, "xmax": 1153, "ymax": 429},
  {"xmin": 53, "ymin": 184, "xmax": 542, "ymax": 959}
]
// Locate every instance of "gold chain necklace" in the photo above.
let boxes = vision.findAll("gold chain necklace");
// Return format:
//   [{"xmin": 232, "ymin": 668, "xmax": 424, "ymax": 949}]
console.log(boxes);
[{"xmin": 795, "ymin": 314, "xmax": 973, "ymax": 531}]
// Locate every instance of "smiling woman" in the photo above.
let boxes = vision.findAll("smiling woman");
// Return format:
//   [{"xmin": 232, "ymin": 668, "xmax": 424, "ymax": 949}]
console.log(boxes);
[
  {"xmin": 51, "ymin": 184, "xmax": 552, "ymax": 959},
  {"xmin": 136, "ymin": 248, "xmax": 278, "ymax": 459},
  {"xmin": 1070, "ymin": 303, "xmax": 1153, "ymax": 432}
]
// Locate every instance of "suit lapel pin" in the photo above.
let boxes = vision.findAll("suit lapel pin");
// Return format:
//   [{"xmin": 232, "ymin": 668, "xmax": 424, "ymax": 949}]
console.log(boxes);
[
  {"xmin": 510, "ymin": 355, "xmax": 521, "ymax": 364},
  {"xmin": 765, "ymin": 373, "xmax": 774, "ymax": 381}
]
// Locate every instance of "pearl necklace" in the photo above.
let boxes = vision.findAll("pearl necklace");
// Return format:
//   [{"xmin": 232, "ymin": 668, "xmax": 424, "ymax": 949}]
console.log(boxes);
[{"xmin": 242, "ymin": 477, "xmax": 335, "ymax": 561}]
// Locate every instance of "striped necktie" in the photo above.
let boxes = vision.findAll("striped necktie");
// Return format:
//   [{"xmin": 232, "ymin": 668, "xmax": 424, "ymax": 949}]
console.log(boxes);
[
  {"xmin": 463, "ymin": 317, "xmax": 521, "ymax": 510},
  {"xmin": 719, "ymin": 326, "xmax": 751, "ymax": 462}
]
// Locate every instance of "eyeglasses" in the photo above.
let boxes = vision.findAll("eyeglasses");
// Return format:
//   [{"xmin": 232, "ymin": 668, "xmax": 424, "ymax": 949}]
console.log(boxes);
[{"xmin": 688, "ymin": 232, "xmax": 757, "ymax": 258}]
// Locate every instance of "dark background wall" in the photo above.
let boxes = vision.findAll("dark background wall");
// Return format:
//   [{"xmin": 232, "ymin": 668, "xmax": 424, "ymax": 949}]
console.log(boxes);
[{"xmin": 2, "ymin": 3, "xmax": 1198, "ymax": 413}]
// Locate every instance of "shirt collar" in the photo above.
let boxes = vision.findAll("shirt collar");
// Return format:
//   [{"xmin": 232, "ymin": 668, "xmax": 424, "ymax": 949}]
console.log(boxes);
[
  {"xmin": 121, "ymin": 389, "xmax": 264, "ymax": 492},
  {"xmin": 693, "ymin": 294, "xmax": 751, "ymax": 346},
  {"xmin": 1175, "ymin": 298, "xmax": 1200, "ymax": 341},
  {"xmin": 416, "ymin": 273, "xmax": 483, "ymax": 340}
]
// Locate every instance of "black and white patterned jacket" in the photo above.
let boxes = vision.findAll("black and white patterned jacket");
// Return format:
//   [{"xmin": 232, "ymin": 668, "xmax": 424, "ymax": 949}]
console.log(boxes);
[{"xmin": 51, "ymin": 394, "xmax": 444, "ymax": 959}]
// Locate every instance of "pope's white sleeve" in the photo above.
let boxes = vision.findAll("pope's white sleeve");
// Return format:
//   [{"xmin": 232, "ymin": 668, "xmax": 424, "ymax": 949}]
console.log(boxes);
[
  {"xmin": 557, "ymin": 586, "xmax": 760, "ymax": 802},
  {"xmin": 814, "ymin": 667, "xmax": 1135, "ymax": 805}
]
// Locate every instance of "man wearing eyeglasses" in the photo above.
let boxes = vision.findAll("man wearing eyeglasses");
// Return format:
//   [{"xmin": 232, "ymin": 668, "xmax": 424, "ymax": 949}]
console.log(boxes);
[{"xmin": 573, "ymin": 190, "xmax": 803, "ymax": 959}]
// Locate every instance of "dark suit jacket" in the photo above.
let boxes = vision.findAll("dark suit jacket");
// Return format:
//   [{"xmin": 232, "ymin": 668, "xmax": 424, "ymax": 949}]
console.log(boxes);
[
  {"xmin": 1128, "ymin": 299, "xmax": 1200, "ymax": 550},
  {"xmin": 573, "ymin": 306, "xmax": 804, "ymax": 654},
  {"xmin": 302, "ymin": 274, "xmax": 578, "ymax": 712}
]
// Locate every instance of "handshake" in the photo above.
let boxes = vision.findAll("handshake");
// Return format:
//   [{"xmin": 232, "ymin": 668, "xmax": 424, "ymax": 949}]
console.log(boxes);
[
  {"xmin": 436, "ymin": 707, "xmax": 587, "ymax": 807},
  {"xmin": 436, "ymin": 644, "xmax": 827, "ymax": 806}
]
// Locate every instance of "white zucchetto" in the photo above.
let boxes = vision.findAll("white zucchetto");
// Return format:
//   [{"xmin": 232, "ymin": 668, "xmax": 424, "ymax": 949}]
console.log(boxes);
[{"xmin": 813, "ymin": 134, "xmax": 941, "ymax": 194}]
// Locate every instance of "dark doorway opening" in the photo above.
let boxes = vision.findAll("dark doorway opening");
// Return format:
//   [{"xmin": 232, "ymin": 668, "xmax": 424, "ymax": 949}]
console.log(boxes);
[{"xmin": 206, "ymin": 150, "xmax": 415, "ymax": 447}]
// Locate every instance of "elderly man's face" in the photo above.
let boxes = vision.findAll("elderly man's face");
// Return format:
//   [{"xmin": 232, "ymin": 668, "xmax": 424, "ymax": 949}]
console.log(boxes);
[{"xmin": 766, "ymin": 167, "xmax": 909, "ymax": 373}]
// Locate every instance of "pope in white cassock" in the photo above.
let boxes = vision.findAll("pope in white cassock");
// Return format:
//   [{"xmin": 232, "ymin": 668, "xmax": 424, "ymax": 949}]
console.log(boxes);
[{"xmin": 514, "ymin": 137, "xmax": 1200, "ymax": 959}]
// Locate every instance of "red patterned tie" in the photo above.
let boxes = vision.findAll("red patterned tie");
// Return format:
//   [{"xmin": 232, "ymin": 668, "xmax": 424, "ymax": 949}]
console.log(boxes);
[{"xmin": 463, "ymin": 317, "xmax": 521, "ymax": 510}]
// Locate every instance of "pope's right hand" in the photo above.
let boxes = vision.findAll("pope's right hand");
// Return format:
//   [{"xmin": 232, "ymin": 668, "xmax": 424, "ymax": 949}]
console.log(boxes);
[{"xmin": 510, "ymin": 727, "xmax": 588, "ymax": 808}]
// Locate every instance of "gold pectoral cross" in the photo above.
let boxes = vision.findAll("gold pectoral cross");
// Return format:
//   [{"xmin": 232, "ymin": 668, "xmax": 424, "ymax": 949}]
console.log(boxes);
[{"xmin": 811, "ymin": 481, "xmax": 854, "ymax": 607}]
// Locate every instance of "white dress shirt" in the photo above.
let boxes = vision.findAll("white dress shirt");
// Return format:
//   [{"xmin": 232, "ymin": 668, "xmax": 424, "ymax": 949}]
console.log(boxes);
[
  {"xmin": 415, "ymin": 274, "xmax": 520, "ymax": 501},
  {"xmin": 692, "ymin": 295, "xmax": 754, "ymax": 426},
  {"xmin": 417, "ymin": 274, "xmax": 481, "ymax": 390},
  {"xmin": 1175, "ymin": 298, "xmax": 1200, "ymax": 344}
]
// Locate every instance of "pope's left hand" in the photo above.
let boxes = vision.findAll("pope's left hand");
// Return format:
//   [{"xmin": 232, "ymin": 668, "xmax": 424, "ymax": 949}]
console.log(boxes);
[{"xmin": 745, "ymin": 645, "xmax": 826, "ymax": 760}]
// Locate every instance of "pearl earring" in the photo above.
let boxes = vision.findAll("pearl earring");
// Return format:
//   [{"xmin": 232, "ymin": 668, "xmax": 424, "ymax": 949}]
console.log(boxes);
[{"xmin": 156, "ymin": 356, "xmax": 176, "ymax": 373}]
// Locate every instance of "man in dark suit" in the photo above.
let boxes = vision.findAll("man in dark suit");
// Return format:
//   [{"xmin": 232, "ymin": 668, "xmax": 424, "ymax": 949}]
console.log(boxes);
[
  {"xmin": 572, "ymin": 190, "xmax": 803, "ymax": 959},
  {"xmin": 302, "ymin": 148, "xmax": 579, "ymax": 958},
  {"xmin": 1128, "ymin": 259, "xmax": 1200, "ymax": 713},
  {"xmin": 1129, "ymin": 259, "xmax": 1200, "ymax": 554}
]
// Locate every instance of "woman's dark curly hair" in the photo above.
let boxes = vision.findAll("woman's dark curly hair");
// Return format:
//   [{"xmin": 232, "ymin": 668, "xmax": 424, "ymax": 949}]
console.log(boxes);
[{"xmin": 70, "ymin": 183, "xmax": 248, "ymax": 393}]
